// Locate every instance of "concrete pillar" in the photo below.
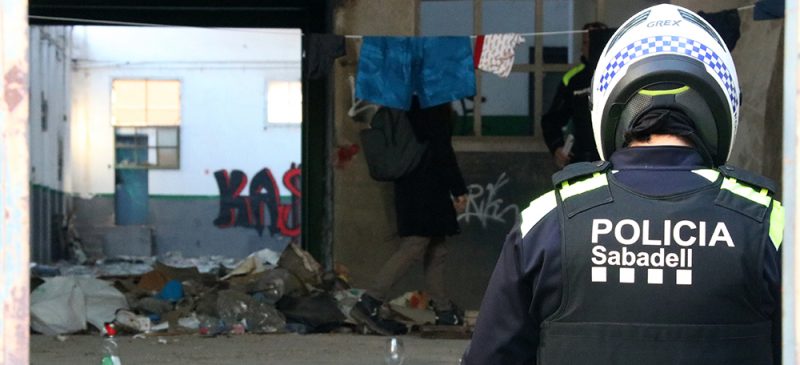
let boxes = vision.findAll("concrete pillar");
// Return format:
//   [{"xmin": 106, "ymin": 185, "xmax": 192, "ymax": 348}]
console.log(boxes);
[
  {"xmin": 331, "ymin": 0, "xmax": 418, "ymax": 290},
  {"xmin": 784, "ymin": 1, "xmax": 798, "ymax": 363},
  {"xmin": 0, "ymin": 0, "xmax": 30, "ymax": 363}
]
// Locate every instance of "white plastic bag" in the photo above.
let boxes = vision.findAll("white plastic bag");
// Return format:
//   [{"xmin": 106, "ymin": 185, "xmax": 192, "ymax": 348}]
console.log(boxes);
[
  {"xmin": 30, "ymin": 277, "xmax": 87, "ymax": 335},
  {"xmin": 30, "ymin": 277, "xmax": 128, "ymax": 335}
]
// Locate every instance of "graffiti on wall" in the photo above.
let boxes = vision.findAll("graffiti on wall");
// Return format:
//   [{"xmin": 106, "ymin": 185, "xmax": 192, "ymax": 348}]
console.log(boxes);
[
  {"xmin": 213, "ymin": 164, "xmax": 301, "ymax": 237},
  {"xmin": 458, "ymin": 173, "xmax": 520, "ymax": 229}
]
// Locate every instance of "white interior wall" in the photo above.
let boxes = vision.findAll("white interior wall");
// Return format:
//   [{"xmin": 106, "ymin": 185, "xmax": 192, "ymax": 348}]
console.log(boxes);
[
  {"xmin": 69, "ymin": 26, "xmax": 302, "ymax": 196},
  {"xmin": 29, "ymin": 26, "xmax": 72, "ymax": 192}
]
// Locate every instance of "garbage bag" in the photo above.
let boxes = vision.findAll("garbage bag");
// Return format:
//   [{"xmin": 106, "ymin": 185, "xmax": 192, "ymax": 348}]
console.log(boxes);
[
  {"xmin": 216, "ymin": 289, "xmax": 285, "ymax": 333},
  {"xmin": 276, "ymin": 292, "xmax": 346, "ymax": 332}
]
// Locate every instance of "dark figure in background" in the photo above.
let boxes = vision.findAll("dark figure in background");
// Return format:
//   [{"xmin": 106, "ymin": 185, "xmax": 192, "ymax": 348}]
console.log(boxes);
[
  {"xmin": 541, "ymin": 22, "xmax": 608, "ymax": 168},
  {"xmin": 465, "ymin": 5, "xmax": 781, "ymax": 364},
  {"xmin": 351, "ymin": 99, "xmax": 469, "ymax": 335}
]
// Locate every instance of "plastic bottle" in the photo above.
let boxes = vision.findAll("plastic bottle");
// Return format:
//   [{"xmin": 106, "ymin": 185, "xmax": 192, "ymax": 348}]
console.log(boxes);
[
  {"xmin": 385, "ymin": 336, "xmax": 405, "ymax": 365},
  {"xmin": 101, "ymin": 322, "xmax": 122, "ymax": 365}
]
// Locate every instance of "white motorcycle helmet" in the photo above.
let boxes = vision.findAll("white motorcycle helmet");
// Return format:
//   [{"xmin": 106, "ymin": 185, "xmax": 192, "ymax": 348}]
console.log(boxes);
[{"xmin": 590, "ymin": 4, "xmax": 740, "ymax": 166}]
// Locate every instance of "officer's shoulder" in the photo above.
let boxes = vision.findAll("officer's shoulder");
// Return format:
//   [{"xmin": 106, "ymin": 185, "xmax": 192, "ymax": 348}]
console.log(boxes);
[
  {"xmin": 520, "ymin": 190, "xmax": 558, "ymax": 237},
  {"xmin": 717, "ymin": 165, "xmax": 777, "ymax": 194},
  {"xmin": 552, "ymin": 161, "xmax": 611, "ymax": 187},
  {"xmin": 715, "ymin": 165, "xmax": 779, "ymax": 223},
  {"xmin": 561, "ymin": 63, "xmax": 587, "ymax": 86}
]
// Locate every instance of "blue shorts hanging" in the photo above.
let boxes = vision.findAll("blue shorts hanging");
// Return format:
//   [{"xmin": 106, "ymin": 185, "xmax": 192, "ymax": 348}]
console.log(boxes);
[{"xmin": 356, "ymin": 36, "xmax": 476, "ymax": 110}]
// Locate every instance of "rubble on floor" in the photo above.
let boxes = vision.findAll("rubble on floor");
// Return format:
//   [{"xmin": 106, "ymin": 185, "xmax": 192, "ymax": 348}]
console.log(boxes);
[{"xmin": 30, "ymin": 243, "xmax": 473, "ymax": 338}]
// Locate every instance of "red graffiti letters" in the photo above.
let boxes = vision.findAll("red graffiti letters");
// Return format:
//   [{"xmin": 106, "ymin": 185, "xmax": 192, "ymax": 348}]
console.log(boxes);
[{"xmin": 214, "ymin": 165, "xmax": 301, "ymax": 237}]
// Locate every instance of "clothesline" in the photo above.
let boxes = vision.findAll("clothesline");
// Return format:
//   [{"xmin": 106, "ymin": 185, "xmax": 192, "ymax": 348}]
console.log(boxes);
[
  {"xmin": 29, "ymin": 3, "xmax": 758, "ymax": 39},
  {"xmin": 344, "ymin": 29, "xmax": 590, "ymax": 40}
]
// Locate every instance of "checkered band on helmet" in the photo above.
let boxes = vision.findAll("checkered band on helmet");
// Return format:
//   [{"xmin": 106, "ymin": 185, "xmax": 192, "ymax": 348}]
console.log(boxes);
[
  {"xmin": 590, "ymin": 4, "xmax": 741, "ymax": 164},
  {"xmin": 597, "ymin": 35, "xmax": 739, "ymax": 118}
]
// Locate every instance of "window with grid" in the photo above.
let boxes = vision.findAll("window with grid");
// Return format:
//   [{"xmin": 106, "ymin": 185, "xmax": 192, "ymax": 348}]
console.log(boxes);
[
  {"xmin": 111, "ymin": 79, "xmax": 181, "ymax": 169},
  {"xmin": 421, "ymin": 0, "xmax": 578, "ymax": 152}
]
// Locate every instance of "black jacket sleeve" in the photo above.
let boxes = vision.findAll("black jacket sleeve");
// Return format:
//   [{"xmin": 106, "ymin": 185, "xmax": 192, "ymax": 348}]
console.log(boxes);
[
  {"xmin": 463, "ymin": 210, "xmax": 562, "ymax": 364},
  {"xmin": 541, "ymin": 81, "xmax": 573, "ymax": 154}
]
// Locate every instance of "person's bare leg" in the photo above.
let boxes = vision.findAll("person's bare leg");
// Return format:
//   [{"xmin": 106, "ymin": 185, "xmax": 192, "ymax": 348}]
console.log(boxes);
[
  {"xmin": 423, "ymin": 236, "xmax": 451, "ymax": 310},
  {"xmin": 366, "ymin": 235, "xmax": 430, "ymax": 301}
]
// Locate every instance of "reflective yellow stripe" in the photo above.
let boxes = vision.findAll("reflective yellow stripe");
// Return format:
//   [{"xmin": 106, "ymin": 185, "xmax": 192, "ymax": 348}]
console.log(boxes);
[
  {"xmin": 770, "ymin": 200, "xmax": 784, "ymax": 250},
  {"xmin": 521, "ymin": 190, "xmax": 557, "ymax": 236},
  {"xmin": 691, "ymin": 169, "xmax": 720, "ymax": 182},
  {"xmin": 638, "ymin": 85, "xmax": 690, "ymax": 96},
  {"xmin": 559, "ymin": 173, "xmax": 609, "ymax": 200},
  {"xmin": 720, "ymin": 177, "xmax": 772, "ymax": 207},
  {"xmin": 562, "ymin": 63, "xmax": 585, "ymax": 86}
]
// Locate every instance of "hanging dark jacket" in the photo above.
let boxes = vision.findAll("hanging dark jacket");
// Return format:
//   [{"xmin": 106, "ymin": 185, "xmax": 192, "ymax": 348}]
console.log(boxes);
[{"xmin": 393, "ymin": 100, "xmax": 467, "ymax": 237}]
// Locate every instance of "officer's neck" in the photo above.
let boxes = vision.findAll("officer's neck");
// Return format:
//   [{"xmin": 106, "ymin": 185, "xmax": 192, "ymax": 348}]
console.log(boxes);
[{"xmin": 629, "ymin": 134, "xmax": 692, "ymax": 147}]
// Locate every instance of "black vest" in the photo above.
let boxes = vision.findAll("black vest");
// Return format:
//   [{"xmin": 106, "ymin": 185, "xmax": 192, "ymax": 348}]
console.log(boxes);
[{"xmin": 539, "ymin": 163, "xmax": 776, "ymax": 365}]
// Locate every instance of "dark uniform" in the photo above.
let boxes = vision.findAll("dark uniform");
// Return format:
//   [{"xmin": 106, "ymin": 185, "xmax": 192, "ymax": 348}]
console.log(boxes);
[
  {"xmin": 541, "ymin": 61, "xmax": 600, "ymax": 163},
  {"xmin": 463, "ymin": 146, "xmax": 782, "ymax": 365}
]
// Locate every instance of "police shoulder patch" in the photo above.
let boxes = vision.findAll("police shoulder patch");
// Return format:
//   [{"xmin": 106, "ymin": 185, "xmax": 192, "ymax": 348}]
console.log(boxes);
[
  {"xmin": 552, "ymin": 161, "xmax": 612, "ymax": 187},
  {"xmin": 715, "ymin": 165, "xmax": 776, "ymax": 222},
  {"xmin": 718, "ymin": 165, "xmax": 777, "ymax": 194}
]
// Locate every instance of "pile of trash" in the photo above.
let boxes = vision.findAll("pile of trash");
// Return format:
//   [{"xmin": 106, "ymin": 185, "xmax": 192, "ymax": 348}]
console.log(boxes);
[{"xmin": 30, "ymin": 243, "xmax": 442, "ymax": 337}]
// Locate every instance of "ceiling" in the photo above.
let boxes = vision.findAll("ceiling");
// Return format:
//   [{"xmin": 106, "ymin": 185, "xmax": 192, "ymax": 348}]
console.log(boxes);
[{"xmin": 28, "ymin": 0, "xmax": 326, "ymax": 28}]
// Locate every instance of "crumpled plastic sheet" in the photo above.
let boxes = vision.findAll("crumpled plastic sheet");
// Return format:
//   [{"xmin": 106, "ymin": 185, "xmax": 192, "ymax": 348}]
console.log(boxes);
[
  {"xmin": 30, "ymin": 276, "xmax": 129, "ymax": 335},
  {"xmin": 49, "ymin": 256, "xmax": 156, "ymax": 277},
  {"xmin": 158, "ymin": 251, "xmax": 238, "ymax": 274},
  {"xmin": 47, "ymin": 253, "xmax": 241, "ymax": 277}
]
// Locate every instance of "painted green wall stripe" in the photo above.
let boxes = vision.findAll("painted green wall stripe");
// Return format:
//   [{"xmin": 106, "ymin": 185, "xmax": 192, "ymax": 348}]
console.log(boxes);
[{"xmin": 57, "ymin": 192, "xmax": 294, "ymax": 203}]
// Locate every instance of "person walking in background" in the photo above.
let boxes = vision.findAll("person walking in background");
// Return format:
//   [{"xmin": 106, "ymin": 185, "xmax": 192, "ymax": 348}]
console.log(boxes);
[
  {"xmin": 541, "ymin": 22, "xmax": 608, "ymax": 168},
  {"xmin": 464, "ymin": 5, "xmax": 781, "ymax": 364},
  {"xmin": 351, "ymin": 98, "xmax": 469, "ymax": 335}
]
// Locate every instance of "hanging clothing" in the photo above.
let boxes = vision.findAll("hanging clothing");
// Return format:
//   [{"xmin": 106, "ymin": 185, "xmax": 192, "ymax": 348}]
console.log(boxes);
[
  {"xmin": 754, "ymin": 0, "xmax": 784, "ymax": 20},
  {"xmin": 699, "ymin": 10, "xmax": 741, "ymax": 51},
  {"xmin": 355, "ymin": 36, "xmax": 476, "ymax": 110},
  {"xmin": 473, "ymin": 33, "xmax": 524, "ymax": 78},
  {"xmin": 305, "ymin": 34, "xmax": 345, "ymax": 80},
  {"xmin": 394, "ymin": 98, "xmax": 467, "ymax": 237}
]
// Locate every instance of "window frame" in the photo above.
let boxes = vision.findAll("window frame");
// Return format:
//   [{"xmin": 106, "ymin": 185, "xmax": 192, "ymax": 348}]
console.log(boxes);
[
  {"xmin": 113, "ymin": 126, "xmax": 181, "ymax": 170},
  {"xmin": 451, "ymin": 0, "xmax": 574, "ymax": 153},
  {"xmin": 110, "ymin": 78, "xmax": 183, "ymax": 170}
]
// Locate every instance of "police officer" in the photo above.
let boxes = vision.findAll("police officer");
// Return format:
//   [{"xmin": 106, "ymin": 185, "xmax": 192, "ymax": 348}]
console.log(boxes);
[
  {"xmin": 464, "ymin": 4, "xmax": 782, "ymax": 364},
  {"xmin": 541, "ymin": 22, "xmax": 607, "ymax": 168}
]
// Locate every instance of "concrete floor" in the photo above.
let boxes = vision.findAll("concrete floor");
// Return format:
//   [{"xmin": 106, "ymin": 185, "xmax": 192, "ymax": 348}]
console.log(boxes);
[{"xmin": 31, "ymin": 333, "xmax": 470, "ymax": 365}]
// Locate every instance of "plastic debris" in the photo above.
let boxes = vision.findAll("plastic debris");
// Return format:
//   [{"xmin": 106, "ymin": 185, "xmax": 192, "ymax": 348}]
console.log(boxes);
[{"xmin": 31, "ymin": 276, "xmax": 128, "ymax": 335}]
